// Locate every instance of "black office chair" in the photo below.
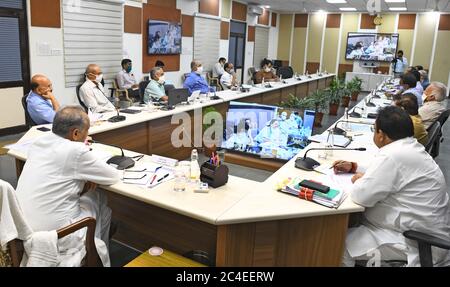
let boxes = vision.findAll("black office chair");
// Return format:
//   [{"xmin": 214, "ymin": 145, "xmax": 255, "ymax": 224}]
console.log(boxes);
[
  {"xmin": 403, "ymin": 230, "xmax": 450, "ymax": 267},
  {"xmin": 138, "ymin": 80, "xmax": 150, "ymax": 104},
  {"xmin": 21, "ymin": 94, "xmax": 37, "ymax": 128},
  {"xmin": 429, "ymin": 109, "xmax": 450, "ymax": 158},
  {"xmin": 76, "ymin": 84, "xmax": 89, "ymax": 113},
  {"xmin": 425, "ymin": 121, "xmax": 441, "ymax": 158},
  {"xmin": 277, "ymin": 66, "xmax": 294, "ymax": 79}
]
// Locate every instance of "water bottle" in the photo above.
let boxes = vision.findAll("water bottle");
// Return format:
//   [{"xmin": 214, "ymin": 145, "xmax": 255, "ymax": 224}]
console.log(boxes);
[
  {"xmin": 190, "ymin": 149, "xmax": 201, "ymax": 181},
  {"xmin": 343, "ymin": 107, "xmax": 349, "ymax": 131},
  {"xmin": 325, "ymin": 130, "xmax": 334, "ymax": 158},
  {"xmin": 261, "ymin": 77, "xmax": 265, "ymax": 87}
]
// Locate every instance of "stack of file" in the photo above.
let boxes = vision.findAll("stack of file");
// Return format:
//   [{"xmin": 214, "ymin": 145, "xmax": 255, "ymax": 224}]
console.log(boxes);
[{"xmin": 277, "ymin": 177, "xmax": 346, "ymax": 209}]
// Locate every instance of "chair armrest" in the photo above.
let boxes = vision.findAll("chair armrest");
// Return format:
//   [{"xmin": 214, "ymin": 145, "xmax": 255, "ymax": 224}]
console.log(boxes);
[{"xmin": 404, "ymin": 230, "xmax": 450, "ymax": 250}]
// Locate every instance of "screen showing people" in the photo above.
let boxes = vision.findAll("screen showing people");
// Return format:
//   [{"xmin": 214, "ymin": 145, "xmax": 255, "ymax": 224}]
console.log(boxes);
[
  {"xmin": 223, "ymin": 102, "xmax": 316, "ymax": 161},
  {"xmin": 148, "ymin": 20, "xmax": 182, "ymax": 55},
  {"xmin": 346, "ymin": 33, "xmax": 399, "ymax": 62}
]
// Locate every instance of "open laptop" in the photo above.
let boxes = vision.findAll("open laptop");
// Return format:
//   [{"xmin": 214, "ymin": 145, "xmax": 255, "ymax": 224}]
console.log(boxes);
[{"xmin": 167, "ymin": 88, "xmax": 189, "ymax": 109}]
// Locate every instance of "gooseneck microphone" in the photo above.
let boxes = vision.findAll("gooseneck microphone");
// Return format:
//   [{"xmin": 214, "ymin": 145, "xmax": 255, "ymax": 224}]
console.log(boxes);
[
  {"xmin": 349, "ymin": 106, "xmax": 363, "ymax": 118},
  {"xmin": 108, "ymin": 108, "xmax": 126, "ymax": 123},
  {"xmin": 88, "ymin": 140, "xmax": 135, "ymax": 170},
  {"xmin": 332, "ymin": 120, "xmax": 374, "ymax": 136},
  {"xmin": 295, "ymin": 147, "xmax": 367, "ymax": 171}
]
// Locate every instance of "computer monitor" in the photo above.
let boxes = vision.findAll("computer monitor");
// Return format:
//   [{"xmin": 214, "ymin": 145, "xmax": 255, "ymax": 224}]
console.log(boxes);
[{"xmin": 168, "ymin": 88, "xmax": 189, "ymax": 108}]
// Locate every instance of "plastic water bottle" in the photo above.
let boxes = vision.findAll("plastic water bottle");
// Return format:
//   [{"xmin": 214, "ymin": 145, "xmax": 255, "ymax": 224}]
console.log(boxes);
[
  {"xmin": 343, "ymin": 107, "xmax": 349, "ymax": 131},
  {"xmin": 261, "ymin": 77, "xmax": 265, "ymax": 87},
  {"xmin": 325, "ymin": 130, "xmax": 334, "ymax": 158},
  {"xmin": 190, "ymin": 149, "xmax": 201, "ymax": 181}
]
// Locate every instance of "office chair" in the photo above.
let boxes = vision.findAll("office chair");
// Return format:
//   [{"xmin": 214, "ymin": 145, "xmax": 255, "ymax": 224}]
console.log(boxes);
[
  {"xmin": 277, "ymin": 66, "xmax": 294, "ymax": 79},
  {"xmin": 110, "ymin": 79, "xmax": 133, "ymax": 103},
  {"xmin": 429, "ymin": 109, "xmax": 450, "ymax": 158},
  {"xmin": 138, "ymin": 80, "xmax": 150, "ymax": 104},
  {"xmin": 403, "ymin": 230, "xmax": 450, "ymax": 267},
  {"xmin": 75, "ymin": 84, "xmax": 89, "ymax": 113},
  {"xmin": 21, "ymin": 94, "xmax": 37, "ymax": 128},
  {"xmin": 425, "ymin": 121, "xmax": 441, "ymax": 158}
]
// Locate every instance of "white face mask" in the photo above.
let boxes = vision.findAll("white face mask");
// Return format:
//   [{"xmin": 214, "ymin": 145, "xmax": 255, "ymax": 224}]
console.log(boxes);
[
  {"xmin": 196, "ymin": 66, "xmax": 203, "ymax": 74},
  {"xmin": 95, "ymin": 74, "xmax": 103, "ymax": 83},
  {"xmin": 264, "ymin": 67, "xmax": 271, "ymax": 73},
  {"xmin": 422, "ymin": 93, "xmax": 428, "ymax": 103},
  {"xmin": 158, "ymin": 75, "xmax": 165, "ymax": 84}
]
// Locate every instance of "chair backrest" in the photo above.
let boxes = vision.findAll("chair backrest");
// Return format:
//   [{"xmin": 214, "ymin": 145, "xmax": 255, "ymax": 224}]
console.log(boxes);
[
  {"xmin": 436, "ymin": 109, "xmax": 450, "ymax": 127},
  {"xmin": 425, "ymin": 121, "xmax": 441, "ymax": 156},
  {"xmin": 277, "ymin": 66, "xmax": 294, "ymax": 79},
  {"xmin": 76, "ymin": 84, "xmax": 89, "ymax": 113},
  {"xmin": 21, "ymin": 94, "xmax": 37, "ymax": 128},
  {"xmin": 139, "ymin": 80, "xmax": 150, "ymax": 103}
]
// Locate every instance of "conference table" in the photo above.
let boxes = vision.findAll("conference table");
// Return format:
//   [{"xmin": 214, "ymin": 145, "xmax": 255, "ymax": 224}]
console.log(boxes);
[{"xmin": 8, "ymin": 74, "xmax": 396, "ymax": 267}]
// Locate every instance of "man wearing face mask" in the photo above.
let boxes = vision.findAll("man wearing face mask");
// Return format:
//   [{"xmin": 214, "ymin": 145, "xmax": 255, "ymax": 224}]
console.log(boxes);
[
  {"xmin": 331, "ymin": 106, "xmax": 450, "ymax": 267},
  {"xmin": 213, "ymin": 57, "xmax": 226, "ymax": 78},
  {"xmin": 143, "ymin": 67, "xmax": 168, "ymax": 103},
  {"xmin": 26, "ymin": 74, "xmax": 61, "ymax": 124},
  {"xmin": 183, "ymin": 60, "xmax": 210, "ymax": 95},
  {"xmin": 254, "ymin": 59, "xmax": 278, "ymax": 84},
  {"xmin": 220, "ymin": 63, "xmax": 238, "ymax": 90},
  {"xmin": 79, "ymin": 64, "xmax": 116, "ymax": 113},
  {"xmin": 16, "ymin": 106, "xmax": 120, "ymax": 266},
  {"xmin": 419, "ymin": 82, "xmax": 448, "ymax": 129},
  {"xmin": 116, "ymin": 59, "xmax": 140, "ymax": 100}
]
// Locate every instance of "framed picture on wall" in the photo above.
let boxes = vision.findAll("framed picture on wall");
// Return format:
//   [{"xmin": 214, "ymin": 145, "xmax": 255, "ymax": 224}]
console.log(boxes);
[{"xmin": 148, "ymin": 20, "xmax": 182, "ymax": 55}]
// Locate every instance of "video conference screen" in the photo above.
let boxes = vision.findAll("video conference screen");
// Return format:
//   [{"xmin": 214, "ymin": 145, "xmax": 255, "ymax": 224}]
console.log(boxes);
[
  {"xmin": 148, "ymin": 20, "xmax": 182, "ymax": 55},
  {"xmin": 345, "ymin": 32, "xmax": 399, "ymax": 62},
  {"xmin": 222, "ymin": 101, "xmax": 316, "ymax": 161}
]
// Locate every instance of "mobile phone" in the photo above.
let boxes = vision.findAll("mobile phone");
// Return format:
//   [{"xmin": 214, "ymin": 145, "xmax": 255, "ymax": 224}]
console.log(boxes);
[
  {"xmin": 37, "ymin": 127, "xmax": 50, "ymax": 132},
  {"xmin": 299, "ymin": 180, "xmax": 330, "ymax": 194}
]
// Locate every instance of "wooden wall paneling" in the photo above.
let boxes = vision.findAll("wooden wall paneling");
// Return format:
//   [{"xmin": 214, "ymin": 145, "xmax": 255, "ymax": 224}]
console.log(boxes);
[
  {"xmin": 318, "ymin": 78, "xmax": 327, "ymax": 90},
  {"xmin": 148, "ymin": 0, "xmax": 177, "ymax": 8},
  {"xmin": 238, "ymin": 94, "xmax": 262, "ymax": 104},
  {"xmin": 326, "ymin": 14, "xmax": 341, "ymax": 28},
  {"xmin": 325, "ymin": 75, "xmax": 334, "ymax": 86},
  {"xmin": 30, "ymin": 0, "xmax": 61, "ymax": 28},
  {"xmin": 295, "ymin": 83, "xmax": 308, "ymax": 99},
  {"xmin": 221, "ymin": 21, "xmax": 230, "ymax": 40},
  {"xmin": 248, "ymin": 26, "xmax": 255, "ymax": 42},
  {"xmin": 360, "ymin": 14, "xmax": 376, "ymax": 30},
  {"xmin": 294, "ymin": 14, "xmax": 308, "ymax": 28},
  {"xmin": 439, "ymin": 14, "xmax": 450, "ymax": 30},
  {"xmin": 93, "ymin": 122, "xmax": 149, "ymax": 155},
  {"xmin": 338, "ymin": 64, "xmax": 353, "ymax": 78},
  {"xmin": 258, "ymin": 9, "xmax": 270, "ymax": 26},
  {"xmin": 307, "ymin": 80, "xmax": 318, "ymax": 96},
  {"xmin": 398, "ymin": 14, "xmax": 416, "ymax": 30},
  {"xmin": 305, "ymin": 62, "xmax": 320, "ymax": 74},
  {"xmin": 182, "ymin": 15, "xmax": 194, "ymax": 37},
  {"xmin": 232, "ymin": 1, "xmax": 247, "ymax": 22},
  {"xmin": 261, "ymin": 90, "xmax": 281, "ymax": 105},
  {"xmin": 124, "ymin": 6, "xmax": 142, "ymax": 34},
  {"xmin": 271, "ymin": 12, "xmax": 277, "ymax": 27},
  {"xmin": 216, "ymin": 224, "xmax": 255, "ymax": 266},
  {"xmin": 281, "ymin": 86, "xmax": 296, "ymax": 102},
  {"xmin": 199, "ymin": 0, "xmax": 220, "ymax": 16},
  {"xmin": 108, "ymin": 191, "xmax": 218, "ymax": 260},
  {"xmin": 142, "ymin": 4, "xmax": 181, "ymax": 72}
]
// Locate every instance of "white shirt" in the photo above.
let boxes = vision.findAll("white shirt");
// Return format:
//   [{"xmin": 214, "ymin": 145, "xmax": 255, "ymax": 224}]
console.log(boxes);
[
  {"xmin": 220, "ymin": 71, "xmax": 233, "ymax": 89},
  {"xmin": 16, "ymin": 133, "xmax": 120, "ymax": 232},
  {"xmin": 392, "ymin": 56, "xmax": 408, "ymax": 73},
  {"xmin": 347, "ymin": 137, "xmax": 450, "ymax": 266},
  {"xmin": 419, "ymin": 100, "xmax": 447, "ymax": 129},
  {"xmin": 79, "ymin": 79, "xmax": 115, "ymax": 113},
  {"xmin": 116, "ymin": 70, "xmax": 138, "ymax": 89},
  {"xmin": 213, "ymin": 62, "xmax": 224, "ymax": 78}
]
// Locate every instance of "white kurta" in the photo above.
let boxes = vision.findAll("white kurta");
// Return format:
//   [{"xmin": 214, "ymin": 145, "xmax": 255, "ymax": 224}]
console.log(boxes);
[
  {"xmin": 346, "ymin": 137, "xmax": 450, "ymax": 266},
  {"xmin": 79, "ymin": 80, "xmax": 116, "ymax": 113},
  {"xmin": 16, "ymin": 133, "xmax": 120, "ymax": 266}
]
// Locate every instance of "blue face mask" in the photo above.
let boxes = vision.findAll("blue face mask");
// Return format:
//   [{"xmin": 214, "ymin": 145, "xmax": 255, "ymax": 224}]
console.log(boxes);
[{"xmin": 126, "ymin": 66, "xmax": 132, "ymax": 73}]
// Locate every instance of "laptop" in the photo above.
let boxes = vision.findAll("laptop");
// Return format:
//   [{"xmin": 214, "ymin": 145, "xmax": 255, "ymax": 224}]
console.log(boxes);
[{"xmin": 167, "ymin": 88, "xmax": 189, "ymax": 108}]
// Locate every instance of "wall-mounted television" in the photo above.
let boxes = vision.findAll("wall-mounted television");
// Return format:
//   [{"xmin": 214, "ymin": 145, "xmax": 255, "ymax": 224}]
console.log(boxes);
[
  {"xmin": 148, "ymin": 20, "xmax": 182, "ymax": 55},
  {"xmin": 345, "ymin": 32, "xmax": 399, "ymax": 62},
  {"xmin": 222, "ymin": 101, "xmax": 316, "ymax": 161}
]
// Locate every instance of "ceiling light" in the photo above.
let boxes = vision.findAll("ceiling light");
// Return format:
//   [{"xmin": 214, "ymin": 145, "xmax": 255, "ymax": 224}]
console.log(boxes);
[
  {"xmin": 326, "ymin": 0, "xmax": 347, "ymax": 3},
  {"xmin": 389, "ymin": 7, "xmax": 407, "ymax": 11},
  {"xmin": 385, "ymin": 0, "xmax": 405, "ymax": 3},
  {"xmin": 264, "ymin": 5, "xmax": 270, "ymax": 9},
  {"xmin": 339, "ymin": 7, "xmax": 357, "ymax": 11}
]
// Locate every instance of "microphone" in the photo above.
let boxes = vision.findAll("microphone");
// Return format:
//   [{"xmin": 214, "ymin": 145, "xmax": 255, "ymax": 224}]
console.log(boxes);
[
  {"xmin": 108, "ymin": 108, "xmax": 126, "ymax": 123},
  {"xmin": 365, "ymin": 96, "xmax": 376, "ymax": 107},
  {"xmin": 295, "ymin": 147, "xmax": 367, "ymax": 171},
  {"xmin": 332, "ymin": 120, "xmax": 374, "ymax": 136},
  {"xmin": 349, "ymin": 106, "xmax": 363, "ymax": 118},
  {"xmin": 88, "ymin": 140, "xmax": 135, "ymax": 170}
]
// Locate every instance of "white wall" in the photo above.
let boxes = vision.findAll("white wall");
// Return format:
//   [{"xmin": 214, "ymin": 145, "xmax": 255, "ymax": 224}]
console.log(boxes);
[
  {"xmin": 123, "ymin": 33, "xmax": 144, "ymax": 82},
  {"xmin": 268, "ymin": 14, "xmax": 279, "ymax": 60},
  {"xmin": 0, "ymin": 87, "xmax": 25, "ymax": 128},
  {"xmin": 219, "ymin": 40, "xmax": 229, "ymax": 60}
]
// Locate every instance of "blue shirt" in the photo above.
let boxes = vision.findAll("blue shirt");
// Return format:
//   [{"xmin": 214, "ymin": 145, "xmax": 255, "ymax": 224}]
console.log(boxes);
[
  {"xmin": 392, "ymin": 57, "xmax": 408, "ymax": 73},
  {"xmin": 403, "ymin": 88, "xmax": 423, "ymax": 106},
  {"xmin": 26, "ymin": 91, "xmax": 56, "ymax": 124},
  {"xmin": 183, "ymin": 72, "xmax": 209, "ymax": 95}
]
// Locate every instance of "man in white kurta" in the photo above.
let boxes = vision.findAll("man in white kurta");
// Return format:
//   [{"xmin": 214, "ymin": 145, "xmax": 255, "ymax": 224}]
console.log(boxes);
[
  {"xmin": 16, "ymin": 106, "xmax": 120, "ymax": 266},
  {"xmin": 333, "ymin": 106, "xmax": 450, "ymax": 267},
  {"xmin": 79, "ymin": 64, "xmax": 116, "ymax": 113}
]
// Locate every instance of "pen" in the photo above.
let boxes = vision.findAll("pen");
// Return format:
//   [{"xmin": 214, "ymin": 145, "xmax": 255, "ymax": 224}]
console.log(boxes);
[
  {"xmin": 157, "ymin": 173, "xmax": 169, "ymax": 182},
  {"xmin": 150, "ymin": 174, "xmax": 157, "ymax": 184}
]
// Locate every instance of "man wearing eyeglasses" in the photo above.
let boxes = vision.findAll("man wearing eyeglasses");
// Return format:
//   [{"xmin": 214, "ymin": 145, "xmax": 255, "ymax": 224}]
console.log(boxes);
[{"xmin": 79, "ymin": 64, "xmax": 116, "ymax": 113}]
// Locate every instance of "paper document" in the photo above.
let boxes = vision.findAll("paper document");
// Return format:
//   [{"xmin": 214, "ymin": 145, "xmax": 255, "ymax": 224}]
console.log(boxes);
[
  {"xmin": 4, "ymin": 138, "xmax": 36, "ymax": 155},
  {"xmin": 308, "ymin": 134, "xmax": 351, "ymax": 148}
]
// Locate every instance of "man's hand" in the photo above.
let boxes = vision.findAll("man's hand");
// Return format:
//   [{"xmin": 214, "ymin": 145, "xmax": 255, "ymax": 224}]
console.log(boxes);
[
  {"xmin": 351, "ymin": 173, "xmax": 364, "ymax": 183},
  {"xmin": 81, "ymin": 181, "xmax": 97, "ymax": 196},
  {"xmin": 332, "ymin": 160, "xmax": 354, "ymax": 174},
  {"xmin": 40, "ymin": 89, "xmax": 55, "ymax": 100}
]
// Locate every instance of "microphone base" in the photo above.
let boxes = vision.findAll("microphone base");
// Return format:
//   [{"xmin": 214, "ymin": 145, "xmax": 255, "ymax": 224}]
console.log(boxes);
[
  {"xmin": 349, "ymin": 112, "xmax": 362, "ymax": 118},
  {"xmin": 333, "ymin": 127, "xmax": 346, "ymax": 136},
  {"xmin": 108, "ymin": 115, "xmax": 126, "ymax": 123},
  {"xmin": 366, "ymin": 102, "xmax": 376, "ymax": 107},
  {"xmin": 295, "ymin": 157, "xmax": 321, "ymax": 171},
  {"xmin": 107, "ymin": 156, "xmax": 135, "ymax": 170}
]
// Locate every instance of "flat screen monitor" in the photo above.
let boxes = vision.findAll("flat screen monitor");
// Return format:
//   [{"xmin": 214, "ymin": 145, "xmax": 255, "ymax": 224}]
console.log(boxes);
[
  {"xmin": 148, "ymin": 20, "xmax": 182, "ymax": 55},
  {"xmin": 222, "ymin": 101, "xmax": 316, "ymax": 161},
  {"xmin": 345, "ymin": 32, "xmax": 399, "ymax": 62}
]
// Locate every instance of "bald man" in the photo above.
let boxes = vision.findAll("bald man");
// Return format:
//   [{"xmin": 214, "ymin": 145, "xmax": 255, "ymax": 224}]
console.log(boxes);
[
  {"xmin": 27, "ymin": 74, "xmax": 60, "ymax": 124},
  {"xmin": 79, "ymin": 64, "xmax": 115, "ymax": 113},
  {"xmin": 183, "ymin": 60, "xmax": 210, "ymax": 95}
]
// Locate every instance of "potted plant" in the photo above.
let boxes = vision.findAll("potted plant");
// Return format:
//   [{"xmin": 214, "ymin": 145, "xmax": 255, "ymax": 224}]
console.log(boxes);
[
  {"xmin": 281, "ymin": 94, "xmax": 312, "ymax": 114},
  {"xmin": 341, "ymin": 80, "xmax": 352, "ymax": 108},
  {"xmin": 308, "ymin": 90, "xmax": 328, "ymax": 127},
  {"xmin": 348, "ymin": 77, "xmax": 363, "ymax": 102},
  {"xmin": 325, "ymin": 77, "xmax": 343, "ymax": 116}
]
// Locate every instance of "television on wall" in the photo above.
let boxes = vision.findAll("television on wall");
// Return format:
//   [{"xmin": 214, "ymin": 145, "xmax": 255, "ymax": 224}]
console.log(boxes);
[
  {"xmin": 222, "ymin": 101, "xmax": 316, "ymax": 161},
  {"xmin": 148, "ymin": 20, "xmax": 182, "ymax": 55},
  {"xmin": 345, "ymin": 32, "xmax": 399, "ymax": 62}
]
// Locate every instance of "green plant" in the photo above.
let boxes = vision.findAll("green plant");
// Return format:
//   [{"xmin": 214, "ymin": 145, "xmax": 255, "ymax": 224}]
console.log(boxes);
[
  {"xmin": 347, "ymin": 77, "xmax": 363, "ymax": 94},
  {"xmin": 280, "ymin": 94, "xmax": 315, "ymax": 110},
  {"xmin": 326, "ymin": 77, "xmax": 344, "ymax": 104},
  {"xmin": 309, "ymin": 90, "xmax": 328, "ymax": 113}
]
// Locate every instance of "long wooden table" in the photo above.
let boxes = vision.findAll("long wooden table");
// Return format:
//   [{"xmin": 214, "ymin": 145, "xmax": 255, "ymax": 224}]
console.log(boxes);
[{"xmin": 10, "ymin": 73, "xmax": 383, "ymax": 267}]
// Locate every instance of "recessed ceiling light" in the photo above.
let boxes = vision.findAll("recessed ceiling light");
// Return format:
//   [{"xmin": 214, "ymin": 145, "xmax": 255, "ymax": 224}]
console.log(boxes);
[
  {"xmin": 389, "ymin": 7, "xmax": 407, "ymax": 11},
  {"xmin": 339, "ymin": 7, "xmax": 357, "ymax": 11},
  {"xmin": 326, "ymin": 0, "xmax": 347, "ymax": 3},
  {"xmin": 264, "ymin": 5, "xmax": 270, "ymax": 9},
  {"xmin": 385, "ymin": 0, "xmax": 405, "ymax": 3}
]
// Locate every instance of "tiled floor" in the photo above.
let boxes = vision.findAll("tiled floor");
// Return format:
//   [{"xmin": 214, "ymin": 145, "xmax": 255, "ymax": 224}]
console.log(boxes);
[{"xmin": 1, "ymin": 97, "xmax": 449, "ymax": 266}]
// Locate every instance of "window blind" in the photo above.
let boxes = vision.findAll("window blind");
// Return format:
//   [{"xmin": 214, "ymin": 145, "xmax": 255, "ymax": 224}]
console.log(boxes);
[
  {"xmin": 193, "ymin": 16, "xmax": 220, "ymax": 72},
  {"xmin": 254, "ymin": 26, "xmax": 269, "ymax": 68},
  {"xmin": 0, "ymin": 17, "xmax": 22, "ymax": 82},
  {"xmin": 62, "ymin": 0, "xmax": 124, "ymax": 87},
  {"xmin": 0, "ymin": 0, "xmax": 23, "ymax": 9}
]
